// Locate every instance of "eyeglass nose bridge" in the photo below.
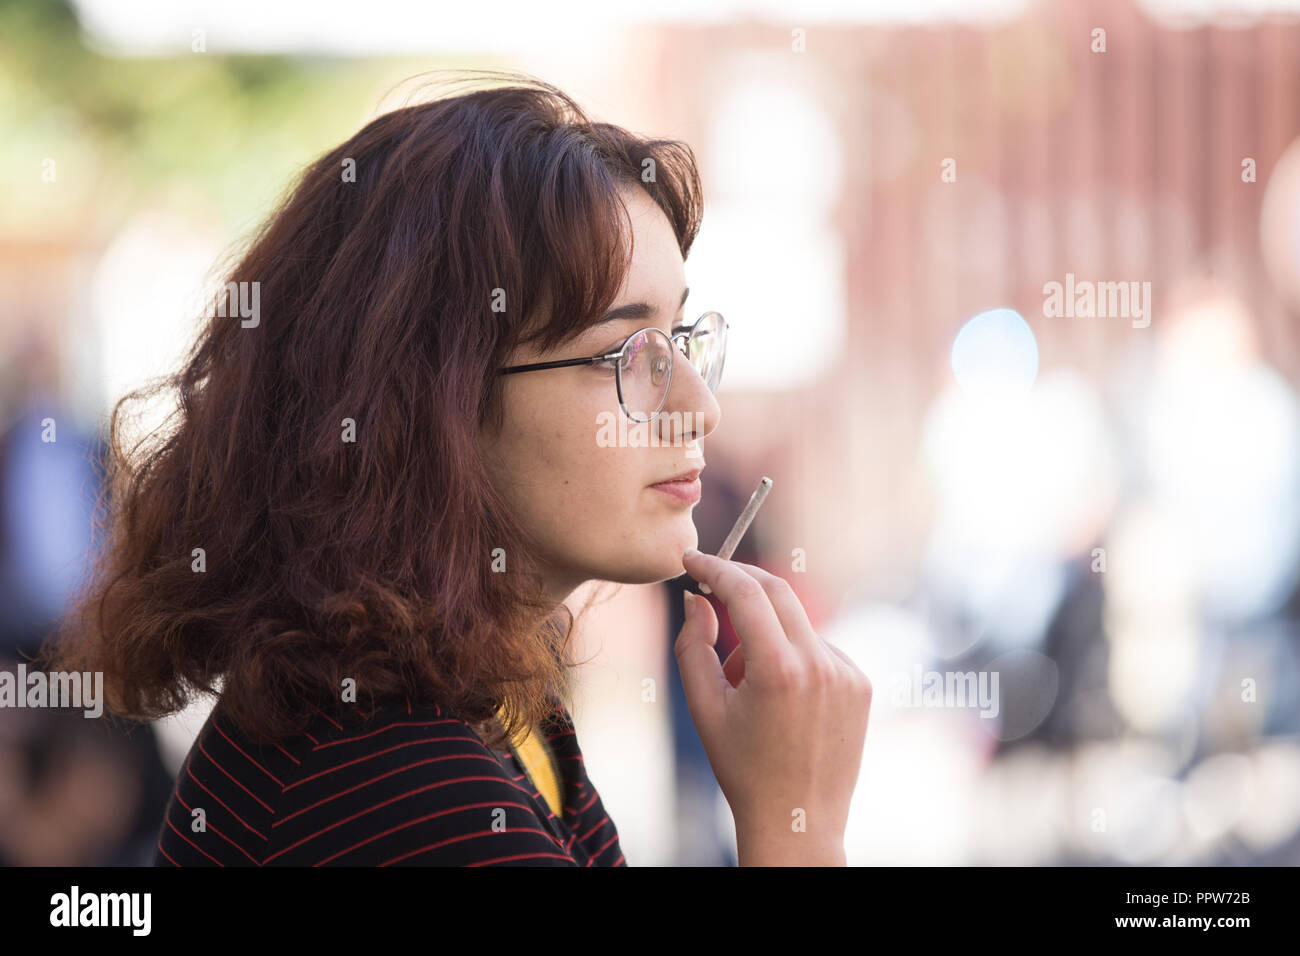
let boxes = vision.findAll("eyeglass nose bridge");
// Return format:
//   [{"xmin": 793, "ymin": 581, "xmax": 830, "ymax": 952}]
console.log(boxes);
[
  {"xmin": 621, "ymin": 311, "xmax": 726, "ymax": 423},
  {"xmin": 678, "ymin": 313, "xmax": 725, "ymax": 385},
  {"xmin": 640, "ymin": 334, "xmax": 710, "ymax": 423}
]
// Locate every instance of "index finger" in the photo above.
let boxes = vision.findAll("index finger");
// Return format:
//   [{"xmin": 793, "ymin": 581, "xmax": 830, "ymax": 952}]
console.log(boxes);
[
  {"xmin": 727, "ymin": 561, "xmax": 821, "ymax": 658},
  {"xmin": 682, "ymin": 548, "xmax": 793, "ymax": 671}
]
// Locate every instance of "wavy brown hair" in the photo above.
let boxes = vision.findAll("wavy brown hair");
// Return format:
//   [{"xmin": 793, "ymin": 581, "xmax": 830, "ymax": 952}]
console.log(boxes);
[{"xmin": 38, "ymin": 69, "xmax": 705, "ymax": 751}]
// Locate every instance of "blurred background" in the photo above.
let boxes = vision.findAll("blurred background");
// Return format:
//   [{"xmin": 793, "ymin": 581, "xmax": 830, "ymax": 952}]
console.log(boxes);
[{"xmin": 4, "ymin": 0, "xmax": 1300, "ymax": 866}]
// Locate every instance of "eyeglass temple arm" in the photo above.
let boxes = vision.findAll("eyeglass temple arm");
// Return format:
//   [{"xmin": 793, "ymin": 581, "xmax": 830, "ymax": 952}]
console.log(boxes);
[
  {"xmin": 500, "ymin": 317, "xmax": 719, "ymax": 375},
  {"xmin": 499, "ymin": 351, "xmax": 622, "ymax": 375}
]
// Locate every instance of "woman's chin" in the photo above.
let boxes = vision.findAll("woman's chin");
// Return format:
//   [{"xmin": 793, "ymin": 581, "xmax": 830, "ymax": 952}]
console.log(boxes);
[
  {"xmin": 589, "ymin": 522, "xmax": 697, "ymax": 585},
  {"xmin": 603, "ymin": 550, "xmax": 695, "ymax": 586}
]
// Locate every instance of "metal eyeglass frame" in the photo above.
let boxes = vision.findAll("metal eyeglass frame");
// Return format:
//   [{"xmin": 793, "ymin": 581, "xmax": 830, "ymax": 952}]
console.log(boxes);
[{"xmin": 498, "ymin": 310, "xmax": 726, "ymax": 423}]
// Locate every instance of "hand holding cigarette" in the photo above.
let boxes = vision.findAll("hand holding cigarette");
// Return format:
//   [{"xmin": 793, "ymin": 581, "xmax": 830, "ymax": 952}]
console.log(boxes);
[{"xmin": 672, "ymin": 483, "xmax": 873, "ymax": 865}]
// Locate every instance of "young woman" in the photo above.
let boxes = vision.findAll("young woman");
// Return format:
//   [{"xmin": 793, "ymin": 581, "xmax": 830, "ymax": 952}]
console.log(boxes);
[{"xmin": 42, "ymin": 70, "xmax": 872, "ymax": 866}]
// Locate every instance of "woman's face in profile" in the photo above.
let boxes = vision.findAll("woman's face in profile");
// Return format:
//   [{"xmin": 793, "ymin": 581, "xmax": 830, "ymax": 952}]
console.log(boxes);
[{"xmin": 481, "ymin": 185, "xmax": 722, "ymax": 601}]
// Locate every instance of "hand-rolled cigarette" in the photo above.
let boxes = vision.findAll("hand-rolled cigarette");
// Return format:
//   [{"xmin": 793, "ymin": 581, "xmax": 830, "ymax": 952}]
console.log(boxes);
[{"xmin": 699, "ymin": 476, "xmax": 772, "ymax": 594}]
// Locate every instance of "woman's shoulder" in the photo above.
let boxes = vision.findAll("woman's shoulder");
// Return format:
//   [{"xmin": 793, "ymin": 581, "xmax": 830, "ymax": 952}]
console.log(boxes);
[
  {"xmin": 269, "ymin": 695, "xmax": 585, "ymax": 864},
  {"xmin": 212, "ymin": 693, "xmax": 514, "ymax": 786},
  {"xmin": 156, "ymin": 693, "xmax": 583, "ymax": 866}
]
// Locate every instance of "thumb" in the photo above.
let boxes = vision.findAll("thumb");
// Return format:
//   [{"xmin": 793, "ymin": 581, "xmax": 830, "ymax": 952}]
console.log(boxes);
[{"xmin": 673, "ymin": 591, "xmax": 727, "ymax": 737}]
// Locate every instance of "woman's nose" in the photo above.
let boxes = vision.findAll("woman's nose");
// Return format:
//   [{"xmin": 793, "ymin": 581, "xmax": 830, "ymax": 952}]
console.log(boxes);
[{"xmin": 657, "ymin": 357, "xmax": 721, "ymax": 444}]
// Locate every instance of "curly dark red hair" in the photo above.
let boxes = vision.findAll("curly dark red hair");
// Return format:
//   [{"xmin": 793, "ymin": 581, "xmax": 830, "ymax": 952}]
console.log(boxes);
[{"xmin": 39, "ymin": 69, "xmax": 704, "ymax": 750}]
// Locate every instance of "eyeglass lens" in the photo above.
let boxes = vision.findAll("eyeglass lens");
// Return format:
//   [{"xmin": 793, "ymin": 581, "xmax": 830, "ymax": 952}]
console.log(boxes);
[{"xmin": 619, "ymin": 312, "xmax": 725, "ymax": 422}]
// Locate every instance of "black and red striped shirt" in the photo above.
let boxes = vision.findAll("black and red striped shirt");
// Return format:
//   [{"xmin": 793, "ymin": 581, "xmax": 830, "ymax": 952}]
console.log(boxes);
[{"xmin": 153, "ymin": 693, "xmax": 627, "ymax": 866}]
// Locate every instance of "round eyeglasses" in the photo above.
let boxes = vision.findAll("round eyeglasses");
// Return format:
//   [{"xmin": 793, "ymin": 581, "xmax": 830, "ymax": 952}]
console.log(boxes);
[{"xmin": 498, "ymin": 311, "xmax": 727, "ymax": 423}]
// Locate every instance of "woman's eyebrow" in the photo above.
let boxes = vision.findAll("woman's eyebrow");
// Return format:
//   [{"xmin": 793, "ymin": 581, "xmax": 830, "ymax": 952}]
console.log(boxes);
[{"xmin": 597, "ymin": 286, "xmax": 689, "ymax": 324}]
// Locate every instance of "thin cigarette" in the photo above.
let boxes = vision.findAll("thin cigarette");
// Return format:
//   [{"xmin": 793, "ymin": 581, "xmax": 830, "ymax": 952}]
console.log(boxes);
[{"xmin": 699, "ymin": 476, "xmax": 772, "ymax": 595}]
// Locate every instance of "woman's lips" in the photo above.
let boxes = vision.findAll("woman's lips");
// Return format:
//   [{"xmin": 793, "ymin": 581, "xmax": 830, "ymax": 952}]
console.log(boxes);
[{"xmin": 649, "ymin": 477, "xmax": 702, "ymax": 504}]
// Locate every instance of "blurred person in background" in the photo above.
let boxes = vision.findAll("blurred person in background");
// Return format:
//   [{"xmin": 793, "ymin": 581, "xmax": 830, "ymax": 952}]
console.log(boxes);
[{"xmin": 0, "ymin": 329, "xmax": 172, "ymax": 866}]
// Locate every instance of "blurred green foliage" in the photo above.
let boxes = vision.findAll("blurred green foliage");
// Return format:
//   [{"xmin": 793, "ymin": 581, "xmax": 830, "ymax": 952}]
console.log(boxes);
[{"xmin": 0, "ymin": 0, "xmax": 471, "ymax": 237}]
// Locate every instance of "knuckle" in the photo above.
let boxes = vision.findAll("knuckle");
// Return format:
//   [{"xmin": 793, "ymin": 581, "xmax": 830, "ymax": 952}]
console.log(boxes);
[
  {"xmin": 743, "ymin": 562, "xmax": 792, "ymax": 596},
  {"xmin": 771, "ymin": 574, "xmax": 796, "ymax": 599},
  {"xmin": 827, "ymin": 649, "xmax": 871, "ymax": 698},
  {"xmin": 857, "ymin": 671, "xmax": 874, "ymax": 701},
  {"xmin": 769, "ymin": 656, "xmax": 804, "ymax": 690},
  {"xmin": 808, "ymin": 649, "xmax": 836, "ymax": 683},
  {"xmin": 727, "ymin": 569, "xmax": 765, "ymax": 601}
]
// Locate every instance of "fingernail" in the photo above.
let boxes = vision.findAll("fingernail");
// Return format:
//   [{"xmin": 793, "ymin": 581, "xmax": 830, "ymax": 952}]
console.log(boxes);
[
  {"xmin": 683, "ymin": 591, "xmax": 695, "ymax": 620},
  {"xmin": 684, "ymin": 547, "xmax": 698, "ymax": 558},
  {"xmin": 699, "ymin": 582, "xmax": 712, "ymax": 595}
]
